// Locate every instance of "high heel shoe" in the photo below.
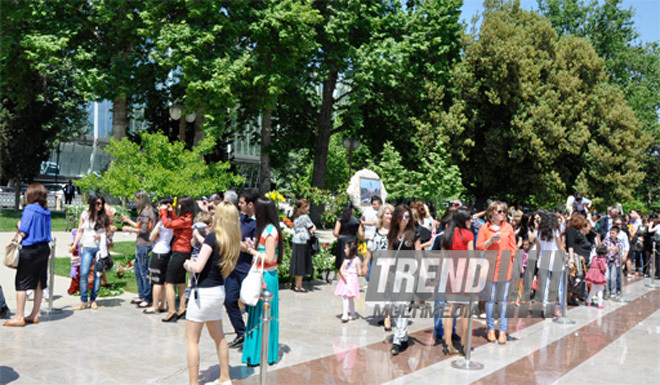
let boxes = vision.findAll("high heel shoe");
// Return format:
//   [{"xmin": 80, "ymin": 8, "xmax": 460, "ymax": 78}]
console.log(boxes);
[
  {"xmin": 442, "ymin": 343, "xmax": 459, "ymax": 355},
  {"xmin": 162, "ymin": 313, "xmax": 177, "ymax": 323}
]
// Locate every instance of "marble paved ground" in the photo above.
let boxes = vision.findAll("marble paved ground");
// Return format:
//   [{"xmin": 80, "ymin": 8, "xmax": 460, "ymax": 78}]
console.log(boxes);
[{"xmin": 1, "ymin": 233, "xmax": 660, "ymax": 384}]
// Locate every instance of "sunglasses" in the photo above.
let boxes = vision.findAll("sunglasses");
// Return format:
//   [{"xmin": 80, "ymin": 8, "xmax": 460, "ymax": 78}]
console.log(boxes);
[
  {"xmin": 450, "ymin": 203, "xmax": 460, "ymax": 207},
  {"xmin": 496, "ymin": 210, "xmax": 506, "ymax": 214},
  {"xmin": 402, "ymin": 214, "xmax": 411, "ymax": 219},
  {"xmin": 95, "ymin": 202, "xmax": 103, "ymax": 206}
]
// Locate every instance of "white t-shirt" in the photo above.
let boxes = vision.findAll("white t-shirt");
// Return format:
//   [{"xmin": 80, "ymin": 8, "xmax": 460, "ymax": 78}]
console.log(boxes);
[
  {"xmin": 567, "ymin": 196, "xmax": 591, "ymax": 212},
  {"xmin": 80, "ymin": 211, "xmax": 105, "ymax": 248},
  {"xmin": 152, "ymin": 221, "xmax": 174, "ymax": 254},
  {"xmin": 363, "ymin": 207, "xmax": 378, "ymax": 240},
  {"xmin": 535, "ymin": 229, "xmax": 561, "ymax": 268}
]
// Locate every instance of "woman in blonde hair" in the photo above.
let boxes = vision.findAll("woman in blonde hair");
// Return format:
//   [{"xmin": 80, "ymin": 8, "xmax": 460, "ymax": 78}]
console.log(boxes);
[{"xmin": 183, "ymin": 202, "xmax": 241, "ymax": 385}]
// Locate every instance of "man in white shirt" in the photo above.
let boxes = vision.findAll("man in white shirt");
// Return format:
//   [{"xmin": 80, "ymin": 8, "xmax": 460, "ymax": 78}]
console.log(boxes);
[
  {"xmin": 567, "ymin": 191, "xmax": 591, "ymax": 217},
  {"xmin": 361, "ymin": 196, "xmax": 382, "ymax": 249}
]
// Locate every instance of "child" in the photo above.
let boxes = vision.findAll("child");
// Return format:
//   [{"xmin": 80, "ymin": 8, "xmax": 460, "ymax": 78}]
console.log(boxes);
[
  {"xmin": 585, "ymin": 244, "xmax": 608, "ymax": 308},
  {"xmin": 334, "ymin": 242, "xmax": 363, "ymax": 322},
  {"xmin": 185, "ymin": 212, "xmax": 213, "ymax": 299},
  {"xmin": 601, "ymin": 226, "xmax": 624, "ymax": 299}
]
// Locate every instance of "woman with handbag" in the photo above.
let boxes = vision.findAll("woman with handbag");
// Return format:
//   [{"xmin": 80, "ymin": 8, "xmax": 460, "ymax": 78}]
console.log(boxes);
[
  {"xmin": 290, "ymin": 198, "xmax": 316, "ymax": 292},
  {"xmin": 182, "ymin": 202, "xmax": 240, "ymax": 385},
  {"xmin": 4, "ymin": 183, "xmax": 52, "ymax": 327},
  {"xmin": 242, "ymin": 197, "xmax": 284, "ymax": 366},
  {"xmin": 69, "ymin": 195, "xmax": 111, "ymax": 311}
]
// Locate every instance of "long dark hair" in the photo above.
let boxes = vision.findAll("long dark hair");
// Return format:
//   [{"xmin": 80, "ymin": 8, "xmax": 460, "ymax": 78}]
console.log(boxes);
[
  {"xmin": 388, "ymin": 204, "xmax": 416, "ymax": 249},
  {"xmin": 87, "ymin": 195, "xmax": 110, "ymax": 231},
  {"xmin": 442, "ymin": 208, "xmax": 471, "ymax": 250},
  {"xmin": 177, "ymin": 195, "xmax": 195, "ymax": 217},
  {"xmin": 339, "ymin": 203, "xmax": 354, "ymax": 224},
  {"xmin": 537, "ymin": 210, "xmax": 559, "ymax": 242},
  {"xmin": 255, "ymin": 197, "xmax": 284, "ymax": 264}
]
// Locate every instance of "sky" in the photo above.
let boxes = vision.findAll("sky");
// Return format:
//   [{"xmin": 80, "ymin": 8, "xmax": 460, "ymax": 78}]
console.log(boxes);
[{"xmin": 459, "ymin": 0, "xmax": 660, "ymax": 45}]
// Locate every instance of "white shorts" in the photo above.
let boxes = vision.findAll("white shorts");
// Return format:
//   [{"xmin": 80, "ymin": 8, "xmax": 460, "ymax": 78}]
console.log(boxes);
[{"xmin": 186, "ymin": 286, "xmax": 225, "ymax": 323}]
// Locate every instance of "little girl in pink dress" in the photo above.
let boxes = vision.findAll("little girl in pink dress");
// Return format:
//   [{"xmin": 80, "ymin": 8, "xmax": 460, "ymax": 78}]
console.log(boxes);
[
  {"xmin": 585, "ymin": 244, "xmax": 608, "ymax": 309},
  {"xmin": 335, "ymin": 243, "xmax": 363, "ymax": 322}
]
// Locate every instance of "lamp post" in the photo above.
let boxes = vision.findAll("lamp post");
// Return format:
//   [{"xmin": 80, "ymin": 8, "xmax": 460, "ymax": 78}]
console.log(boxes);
[
  {"xmin": 169, "ymin": 104, "xmax": 197, "ymax": 142},
  {"xmin": 343, "ymin": 138, "xmax": 359, "ymax": 175}
]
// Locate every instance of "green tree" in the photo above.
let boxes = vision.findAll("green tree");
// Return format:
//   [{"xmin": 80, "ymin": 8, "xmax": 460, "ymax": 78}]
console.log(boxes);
[
  {"xmin": 442, "ymin": 0, "xmax": 649, "ymax": 207},
  {"xmin": 368, "ymin": 142, "xmax": 416, "ymax": 201},
  {"xmin": 538, "ymin": 0, "xmax": 660, "ymax": 206},
  {"xmin": 75, "ymin": 131, "xmax": 244, "ymax": 200},
  {"xmin": 74, "ymin": 0, "xmax": 165, "ymax": 140},
  {"xmin": 308, "ymin": 0, "xmax": 463, "ymax": 192},
  {"xmin": 233, "ymin": 0, "xmax": 321, "ymax": 194},
  {"xmin": 0, "ymin": 0, "xmax": 88, "ymax": 186}
]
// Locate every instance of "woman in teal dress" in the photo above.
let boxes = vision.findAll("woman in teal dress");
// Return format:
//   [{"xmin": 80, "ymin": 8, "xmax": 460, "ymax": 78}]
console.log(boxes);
[{"xmin": 242, "ymin": 197, "xmax": 284, "ymax": 366}]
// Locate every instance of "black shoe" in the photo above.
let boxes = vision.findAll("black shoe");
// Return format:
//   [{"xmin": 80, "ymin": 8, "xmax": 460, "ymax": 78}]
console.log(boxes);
[
  {"xmin": 390, "ymin": 344, "xmax": 400, "ymax": 356},
  {"xmin": 162, "ymin": 313, "xmax": 177, "ymax": 323},
  {"xmin": 229, "ymin": 335, "xmax": 245, "ymax": 348},
  {"xmin": 0, "ymin": 306, "xmax": 9, "ymax": 319},
  {"xmin": 176, "ymin": 310, "xmax": 186, "ymax": 320}
]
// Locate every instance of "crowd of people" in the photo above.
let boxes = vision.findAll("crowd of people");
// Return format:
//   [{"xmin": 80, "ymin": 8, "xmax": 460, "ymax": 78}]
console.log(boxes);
[{"xmin": 4, "ymin": 184, "xmax": 660, "ymax": 383}]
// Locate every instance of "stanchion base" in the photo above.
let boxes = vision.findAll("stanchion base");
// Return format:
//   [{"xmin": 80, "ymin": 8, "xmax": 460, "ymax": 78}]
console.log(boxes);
[
  {"xmin": 612, "ymin": 297, "xmax": 631, "ymax": 303},
  {"xmin": 552, "ymin": 317, "xmax": 576, "ymax": 325},
  {"xmin": 645, "ymin": 282, "xmax": 660, "ymax": 289},
  {"xmin": 452, "ymin": 358, "xmax": 484, "ymax": 370}
]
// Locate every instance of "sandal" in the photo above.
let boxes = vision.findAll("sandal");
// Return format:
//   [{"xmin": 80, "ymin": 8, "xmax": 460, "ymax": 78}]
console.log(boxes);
[
  {"xmin": 137, "ymin": 301, "xmax": 151, "ymax": 309},
  {"xmin": 24, "ymin": 316, "xmax": 39, "ymax": 324},
  {"xmin": 162, "ymin": 313, "xmax": 177, "ymax": 323},
  {"xmin": 130, "ymin": 298, "xmax": 142, "ymax": 305},
  {"xmin": 143, "ymin": 309, "xmax": 160, "ymax": 314},
  {"xmin": 3, "ymin": 319, "xmax": 25, "ymax": 327},
  {"xmin": 91, "ymin": 302, "xmax": 99, "ymax": 310},
  {"xmin": 390, "ymin": 344, "xmax": 400, "ymax": 356},
  {"xmin": 73, "ymin": 303, "xmax": 90, "ymax": 311}
]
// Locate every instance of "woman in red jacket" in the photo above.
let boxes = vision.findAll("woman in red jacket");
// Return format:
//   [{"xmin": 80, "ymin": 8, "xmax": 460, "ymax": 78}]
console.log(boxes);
[
  {"xmin": 160, "ymin": 195, "xmax": 194, "ymax": 323},
  {"xmin": 476, "ymin": 201, "xmax": 518, "ymax": 345}
]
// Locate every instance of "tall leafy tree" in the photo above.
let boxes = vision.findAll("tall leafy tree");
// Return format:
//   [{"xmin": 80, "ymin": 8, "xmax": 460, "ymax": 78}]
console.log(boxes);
[
  {"xmin": 538, "ymin": 0, "xmax": 660, "ymax": 206},
  {"xmin": 0, "ymin": 0, "xmax": 88, "ymax": 185},
  {"xmin": 442, "ymin": 0, "xmax": 649, "ymax": 207},
  {"xmin": 232, "ymin": 0, "xmax": 321, "ymax": 194}
]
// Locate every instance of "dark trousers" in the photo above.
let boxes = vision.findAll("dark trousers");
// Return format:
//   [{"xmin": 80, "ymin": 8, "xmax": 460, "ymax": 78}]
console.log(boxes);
[{"xmin": 224, "ymin": 268, "xmax": 248, "ymax": 337}]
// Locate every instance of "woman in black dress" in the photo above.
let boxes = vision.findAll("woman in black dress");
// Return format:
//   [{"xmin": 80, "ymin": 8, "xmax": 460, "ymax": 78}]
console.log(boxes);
[{"xmin": 332, "ymin": 203, "xmax": 363, "ymax": 271}]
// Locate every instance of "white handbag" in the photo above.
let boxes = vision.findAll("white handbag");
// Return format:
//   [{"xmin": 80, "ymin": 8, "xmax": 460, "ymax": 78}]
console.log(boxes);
[
  {"xmin": 4, "ymin": 231, "xmax": 22, "ymax": 269},
  {"xmin": 240, "ymin": 255, "xmax": 265, "ymax": 307}
]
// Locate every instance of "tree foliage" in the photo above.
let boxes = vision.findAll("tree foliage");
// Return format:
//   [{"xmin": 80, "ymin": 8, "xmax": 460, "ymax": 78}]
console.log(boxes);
[
  {"xmin": 0, "ymin": 0, "xmax": 88, "ymax": 183},
  {"xmin": 75, "ymin": 132, "xmax": 244, "ymax": 200},
  {"xmin": 442, "ymin": 0, "xmax": 649, "ymax": 207}
]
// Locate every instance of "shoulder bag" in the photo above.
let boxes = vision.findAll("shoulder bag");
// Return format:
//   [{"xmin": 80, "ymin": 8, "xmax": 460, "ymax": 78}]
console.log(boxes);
[
  {"xmin": 4, "ymin": 231, "xmax": 22, "ymax": 269},
  {"xmin": 240, "ymin": 255, "xmax": 265, "ymax": 306}
]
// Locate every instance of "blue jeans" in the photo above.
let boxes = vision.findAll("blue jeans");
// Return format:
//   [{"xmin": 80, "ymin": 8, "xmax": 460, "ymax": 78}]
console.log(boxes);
[
  {"xmin": 486, "ymin": 281, "xmax": 510, "ymax": 332},
  {"xmin": 606, "ymin": 262, "xmax": 620, "ymax": 294},
  {"xmin": 433, "ymin": 301, "xmax": 457, "ymax": 337},
  {"xmin": 135, "ymin": 246, "xmax": 152, "ymax": 302},
  {"xmin": 543, "ymin": 269, "xmax": 565, "ymax": 305},
  {"xmin": 80, "ymin": 247, "xmax": 100, "ymax": 303},
  {"xmin": 0, "ymin": 285, "xmax": 7, "ymax": 308}
]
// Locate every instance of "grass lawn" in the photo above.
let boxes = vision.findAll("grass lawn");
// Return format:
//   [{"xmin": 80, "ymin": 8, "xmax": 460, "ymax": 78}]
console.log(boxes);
[
  {"xmin": 54, "ymin": 241, "xmax": 139, "ymax": 296},
  {"xmin": 0, "ymin": 209, "xmax": 67, "ymax": 232}
]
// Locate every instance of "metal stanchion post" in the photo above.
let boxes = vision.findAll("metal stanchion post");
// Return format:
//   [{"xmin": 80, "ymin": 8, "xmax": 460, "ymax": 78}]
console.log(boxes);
[
  {"xmin": 553, "ymin": 260, "xmax": 575, "ymax": 324},
  {"xmin": 260, "ymin": 289, "xmax": 273, "ymax": 385},
  {"xmin": 646, "ymin": 241, "xmax": 660, "ymax": 289},
  {"xmin": 451, "ymin": 298, "xmax": 484, "ymax": 370},
  {"xmin": 41, "ymin": 238, "xmax": 62, "ymax": 316}
]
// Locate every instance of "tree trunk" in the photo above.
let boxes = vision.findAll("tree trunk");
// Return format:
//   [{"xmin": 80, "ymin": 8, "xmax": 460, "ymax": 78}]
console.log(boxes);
[
  {"xmin": 178, "ymin": 117, "xmax": 186, "ymax": 143},
  {"xmin": 311, "ymin": 71, "xmax": 338, "ymax": 190},
  {"xmin": 111, "ymin": 96, "xmax": 128, "ymax": 140},
  {"xmin": 193, "ymin": 113, "xmax": 205, "ymax": 147},
  {"xmin": 259, "ymin": 109, "xmax": 272, "ymax": 195}
]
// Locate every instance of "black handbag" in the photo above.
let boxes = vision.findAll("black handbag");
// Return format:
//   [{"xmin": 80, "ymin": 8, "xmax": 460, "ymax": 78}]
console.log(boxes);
[
  {"xmin": 309, "ymin": 234, "xmax": 320, "ymax": 256},
  {"xmin": 95, "ymin": 250, "xmax": 114, "ymax": 273}
]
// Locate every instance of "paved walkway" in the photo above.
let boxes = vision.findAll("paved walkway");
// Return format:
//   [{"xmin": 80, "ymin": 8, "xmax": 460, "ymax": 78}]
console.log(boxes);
[{"xmin": 2, "ymin": 229, "xmax": 660, "ymax": 384}]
